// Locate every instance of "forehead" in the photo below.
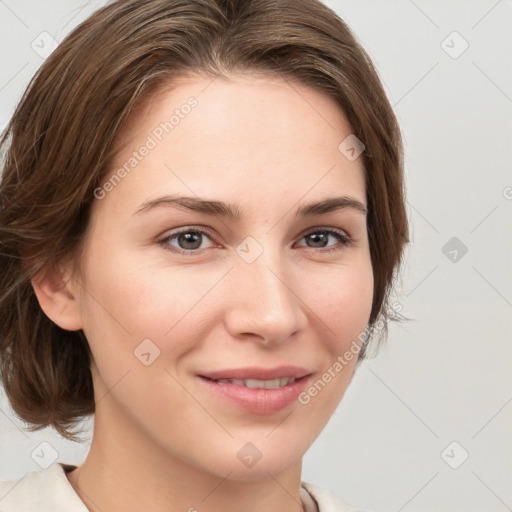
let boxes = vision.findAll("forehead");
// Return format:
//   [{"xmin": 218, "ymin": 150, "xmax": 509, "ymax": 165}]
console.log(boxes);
[{"xmin": 96, "ymin": 72, "xmax": 366, "ymax": 217}]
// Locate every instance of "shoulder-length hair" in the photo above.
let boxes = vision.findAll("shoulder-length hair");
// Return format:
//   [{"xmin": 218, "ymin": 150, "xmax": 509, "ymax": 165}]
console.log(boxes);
[{"xmin": 0, "ymin": 0, "xmax": 408, "ymax": 440}]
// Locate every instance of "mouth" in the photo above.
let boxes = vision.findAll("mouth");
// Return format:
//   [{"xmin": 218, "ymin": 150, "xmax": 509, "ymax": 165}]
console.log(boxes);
[
  {"xmin": 197, "ymin": 366, "xmax": 313, "ymax": 414},
  {"xmin": 201, "ymin": 376, "xmax": 299, "ymax": 389},
  {"xmin": 198, "ymin": 365, "xmax": 311, "ymax": 382}
]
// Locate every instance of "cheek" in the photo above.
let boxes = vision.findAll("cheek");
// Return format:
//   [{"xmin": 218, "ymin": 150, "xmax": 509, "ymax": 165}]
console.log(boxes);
[
  {"xmin": 291, "ymin": 264, "xmax": 373, "ymax": 437},
  {"xmin": 305, "ymin": 260, "xmax": 374, "ymax": 351},
  {"xmin": 79, "ymin": 257, "xmax": 223, "ymax": 365}
]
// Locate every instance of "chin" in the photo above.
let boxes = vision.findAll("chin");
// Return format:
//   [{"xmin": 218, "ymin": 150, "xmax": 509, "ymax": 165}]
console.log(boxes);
[
  {"xmin": 203, "ymin": 435, "xmax": 306, "ymax": 482},
  {"xmin": 214, "ymin": 458, "xmax": 301, "ymax": 482}
]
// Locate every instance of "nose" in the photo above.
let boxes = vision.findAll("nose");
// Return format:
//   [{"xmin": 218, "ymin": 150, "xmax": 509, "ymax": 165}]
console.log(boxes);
[{"xmin": 223, "ymin": 247, "xmax": 308, "ymax": 346}]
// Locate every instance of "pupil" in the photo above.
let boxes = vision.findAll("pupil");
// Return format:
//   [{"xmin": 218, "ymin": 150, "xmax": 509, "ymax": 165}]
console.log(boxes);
[
  {"xmin": 179, "ymin": 232, "xmax": 201, "ymax": 250},
  {"xmin": 308, "ymin": 233, "xmax": 327, "ymax": 247}
]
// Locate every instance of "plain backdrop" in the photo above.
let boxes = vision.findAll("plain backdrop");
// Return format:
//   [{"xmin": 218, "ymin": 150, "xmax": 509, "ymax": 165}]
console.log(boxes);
[{"xmin": 0, "ymin": 1, "xmax": 511, "ymax": 511}]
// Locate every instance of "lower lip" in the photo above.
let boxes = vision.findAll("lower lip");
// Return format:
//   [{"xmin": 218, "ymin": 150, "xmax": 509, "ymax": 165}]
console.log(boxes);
[{"xmin": 198, "ymin": 375, "xmax": 312, "ymax": 415}]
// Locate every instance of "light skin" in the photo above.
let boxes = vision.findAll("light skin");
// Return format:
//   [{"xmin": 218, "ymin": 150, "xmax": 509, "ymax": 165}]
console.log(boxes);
[{"xmin": 32, "ymin": 72, "xmax": 373, "ymax": 512}]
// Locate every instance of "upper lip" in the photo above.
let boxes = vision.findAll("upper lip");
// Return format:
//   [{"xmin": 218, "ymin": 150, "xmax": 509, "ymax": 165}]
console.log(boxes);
[{"xmin": 199, "ymin": 366, "xmax": 312, "ymax": 381}]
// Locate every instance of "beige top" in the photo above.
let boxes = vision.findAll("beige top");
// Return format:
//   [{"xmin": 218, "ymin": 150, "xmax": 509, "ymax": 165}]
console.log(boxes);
[{"xmin": 0, "ymin": 463, "xmax": 361, "ymax": 511}]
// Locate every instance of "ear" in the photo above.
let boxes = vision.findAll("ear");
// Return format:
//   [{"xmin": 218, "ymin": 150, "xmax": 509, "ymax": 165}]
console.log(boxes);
[{"xmin": 31, "ymin": 263, "xmax": 83, "ymax": 331}]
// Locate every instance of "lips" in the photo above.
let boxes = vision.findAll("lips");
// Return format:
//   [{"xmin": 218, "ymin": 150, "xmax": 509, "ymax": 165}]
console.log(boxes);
[
  {"xmin": 199, "ymin": 365, "xmax": 311, "ymax": 381},
  {"xmin": 197, "ymin": 366, "xmax": 313, "ymax": 414},
  {"xmin": 198, "ymin": 375, "xmax": 311, "ymax": 414}
]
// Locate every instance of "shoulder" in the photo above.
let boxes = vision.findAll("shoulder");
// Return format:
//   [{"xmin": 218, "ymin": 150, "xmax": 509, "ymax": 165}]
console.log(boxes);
[
  {"xmin": 1, "ymin": 468, "xmax": 368, "ymax": 512},
  {"xmin": 0, "ymin": 463, "xmax": 87, "ymax": 512},
  {"xmin": 302, "ymin": 481, "xmax": 368, "ymax": 512}
]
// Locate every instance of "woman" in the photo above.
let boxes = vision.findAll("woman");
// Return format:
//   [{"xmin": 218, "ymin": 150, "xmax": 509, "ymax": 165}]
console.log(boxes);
[{"xmin": 0, "ymin": 0, "xmax": 408, "ymax": 510}]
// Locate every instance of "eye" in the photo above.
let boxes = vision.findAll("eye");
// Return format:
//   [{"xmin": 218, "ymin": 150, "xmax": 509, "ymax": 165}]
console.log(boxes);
[
  {"xmin": 158, "ymin": 227, "xmax": 216, "ymax": 254},
  {"xmin": 158, "ymin": 226, "xmax": 353, "ymax": 255},
  {"xmin": 296, "ymin": 228, "xmax": 353, "ymax": 252}
]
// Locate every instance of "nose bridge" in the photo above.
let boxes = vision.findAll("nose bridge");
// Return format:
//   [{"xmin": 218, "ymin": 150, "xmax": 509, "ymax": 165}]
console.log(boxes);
[{"xmin": 225, "ymin": 239, "xmax": 305, "ymax": 342}]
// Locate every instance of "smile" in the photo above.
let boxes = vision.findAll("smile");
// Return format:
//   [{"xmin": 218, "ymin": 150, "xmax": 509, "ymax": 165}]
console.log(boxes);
[
  {"xmin": 207, "ymin": 377, "xmax": 296, "ymax": 389},
  {"xmin": 198, "ymin": 370, "xmax": 312, "ymax": 415}
]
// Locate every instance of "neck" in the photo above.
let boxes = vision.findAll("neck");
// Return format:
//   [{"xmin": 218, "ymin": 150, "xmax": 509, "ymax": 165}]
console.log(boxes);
[{"xmin": 66, "ymin": 406, "xmax": 305, "ymax": 512}]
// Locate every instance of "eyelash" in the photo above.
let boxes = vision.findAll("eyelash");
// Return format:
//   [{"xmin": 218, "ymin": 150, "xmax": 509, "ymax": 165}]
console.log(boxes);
[{"xmin": 157, "ymin": 226, "xmax": 354, "ymax": 255}]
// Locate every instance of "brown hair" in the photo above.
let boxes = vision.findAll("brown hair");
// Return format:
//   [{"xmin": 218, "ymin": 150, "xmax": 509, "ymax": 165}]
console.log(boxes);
[{"xmin": 0, "ymin": 0, "xmax": 408, "ymax": 440}]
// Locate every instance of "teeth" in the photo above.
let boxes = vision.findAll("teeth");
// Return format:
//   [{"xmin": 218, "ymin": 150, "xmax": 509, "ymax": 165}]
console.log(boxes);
[{"xmin": 215, "ymin": 377, "xmax": 296, "ymax": 388}]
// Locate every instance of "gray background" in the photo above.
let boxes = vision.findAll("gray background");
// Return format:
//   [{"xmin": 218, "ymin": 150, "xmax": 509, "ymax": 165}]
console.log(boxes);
[{"xmin": 1, "ymin": 1, "xmax": 511, "ymax": 511}]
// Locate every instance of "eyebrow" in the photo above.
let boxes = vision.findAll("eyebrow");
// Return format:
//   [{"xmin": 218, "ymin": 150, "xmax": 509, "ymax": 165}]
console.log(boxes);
[{"xmin": 133, "ymin": 194, "xmax": 367, "ymax": 219}]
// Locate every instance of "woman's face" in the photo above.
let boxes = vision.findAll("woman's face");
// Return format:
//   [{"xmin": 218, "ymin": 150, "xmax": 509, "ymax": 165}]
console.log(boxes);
[{"xmin": 71, "ymin": 73, "xmax": 373, "ymax": 479}]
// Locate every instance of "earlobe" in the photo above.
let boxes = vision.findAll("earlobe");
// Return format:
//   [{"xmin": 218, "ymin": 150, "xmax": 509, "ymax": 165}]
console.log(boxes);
[{"xmin": 31, "ymin": 264, "xmax": 84, "ymax": 331}]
